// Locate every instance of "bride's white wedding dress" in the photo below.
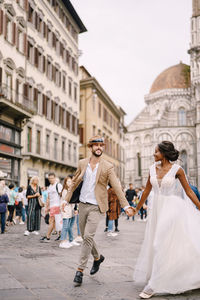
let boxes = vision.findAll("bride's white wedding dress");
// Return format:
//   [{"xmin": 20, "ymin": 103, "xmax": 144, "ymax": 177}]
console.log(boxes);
[{"xmin": 133, "ymin": 163, "xmax": 200, "ymax": 295}]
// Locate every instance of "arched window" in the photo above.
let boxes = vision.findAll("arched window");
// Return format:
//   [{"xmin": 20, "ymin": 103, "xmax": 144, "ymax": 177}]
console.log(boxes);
[
  {"xmin": 180, "ymin": 150, "xmax": 187, "ymax": 174},
  {"xmin": 137, "ymin": 152, "xmax": 141, "ymax": 177},
  {"xmin": 178, "ymin": 107, "xmax": 186, "ymax": 126}
]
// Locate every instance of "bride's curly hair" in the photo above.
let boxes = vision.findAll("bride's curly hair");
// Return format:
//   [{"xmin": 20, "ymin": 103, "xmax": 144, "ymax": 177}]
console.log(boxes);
[{"xmin": 158, "ymin": 141, "xmax": 179, "ymax": 162}]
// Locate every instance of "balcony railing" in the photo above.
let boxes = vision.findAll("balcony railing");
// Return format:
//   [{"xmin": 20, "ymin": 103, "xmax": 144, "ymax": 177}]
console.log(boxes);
[{"xmin": 0, "ymin": 84, "xmax": 37, "ymax": 115}]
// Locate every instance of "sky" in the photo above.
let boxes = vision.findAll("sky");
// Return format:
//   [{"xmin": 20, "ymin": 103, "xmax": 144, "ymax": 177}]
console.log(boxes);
[{"xmin": 71, "ymin": 0, "xmax": 192, "ymax": 125}]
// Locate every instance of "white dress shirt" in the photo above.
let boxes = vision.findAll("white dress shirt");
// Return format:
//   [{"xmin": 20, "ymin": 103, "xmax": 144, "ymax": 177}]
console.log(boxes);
[{"xmin": 79, "ymin": 163, "xmax": 99, "ymax": 205}]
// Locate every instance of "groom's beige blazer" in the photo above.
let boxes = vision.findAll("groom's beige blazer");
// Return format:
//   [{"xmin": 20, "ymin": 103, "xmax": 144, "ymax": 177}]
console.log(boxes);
[{"xmin": 66, "ymin": 157, "xmax": 129, "ymax": 213}]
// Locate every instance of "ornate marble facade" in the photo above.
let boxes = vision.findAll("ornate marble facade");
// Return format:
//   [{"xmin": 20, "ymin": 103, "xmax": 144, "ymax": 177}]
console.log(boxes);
[{"xmin": 125, "ymin": 59, "xmax": 200, "ymax": 188}]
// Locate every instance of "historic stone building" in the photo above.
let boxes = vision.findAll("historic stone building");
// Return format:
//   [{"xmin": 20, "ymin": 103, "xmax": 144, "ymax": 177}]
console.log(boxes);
[
  {"xmin": 0, "ymin": 0, "xmax": 86, "ymax": 186},
  {"xmin": 125, "ymin": 0, "xmax": 200, "ymax": 189},
  {"xmin": 79, "ymin": 66, "xmax": 126, "ymax": 184}
]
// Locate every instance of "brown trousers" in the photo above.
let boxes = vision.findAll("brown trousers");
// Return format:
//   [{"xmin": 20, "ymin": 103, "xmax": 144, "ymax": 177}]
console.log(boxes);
[{"xmin": 78, "ymin": 202, "xmax": 102, "ymax": 270}]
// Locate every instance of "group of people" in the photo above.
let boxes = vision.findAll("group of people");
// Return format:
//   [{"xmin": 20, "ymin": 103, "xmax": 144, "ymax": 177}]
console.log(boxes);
[{"xmin": 2, "ymin": 134, "xmax": 200, "ymax": 299}]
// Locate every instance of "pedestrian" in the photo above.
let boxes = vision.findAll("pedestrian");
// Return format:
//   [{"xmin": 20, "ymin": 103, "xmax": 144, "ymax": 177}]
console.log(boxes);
[
  {"xmin": 7, "ymin": 183, "xmax": 17, "ymax": 225},
  {"xmin": 14, "ymin": 187, "xmax": 24, "ymax": 224},
  {"xmin": 41, "ymin": 173, "xmax": 62, "ymax": 242},
  {"xmin": 24, "ymin": 176, "xmax": 42, "ymax": 236},
  {"xmin": 21, "ymin": 186, "xmax": 28, "ymax": 222},
  {"xmin": 107, "ymin": 184, "xmax": 121, "ymax": 237},
  {"xmin": 65, "ymin": 135, "xmax": 134, "ymax": 287},
  {"xmin": 139, "ymin": 186, "xmax": 148, "ymax": 221},
  {"xmin": 0, "ymin": 183, "xmax": 9, "ymax": 234},
  {"xmin": 59, "ymin": 176, "xmax": 80, "ymax": 248},
  {"xmin": 125, "ymin": 183, "xmax": 137, "ymax": 221},
  {"xmin": 73, "ymin": 207, "xmax": 83, "ymax": 243}
]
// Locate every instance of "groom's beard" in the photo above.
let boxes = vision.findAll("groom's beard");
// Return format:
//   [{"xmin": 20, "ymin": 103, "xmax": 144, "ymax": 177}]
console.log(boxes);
[{"xmin": 92, "ymin": 149, "xmax": 103, "ymax": 157}]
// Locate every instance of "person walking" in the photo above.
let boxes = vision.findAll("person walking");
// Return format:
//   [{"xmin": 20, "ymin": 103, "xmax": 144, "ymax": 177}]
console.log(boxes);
[
  {"xmin": 59, "ymin": 176, "xmax": 80, "ymax": 248},
  {"xmin": 24, "ymin": 176, "xmax": 42, "ymax": 236},
  {"xmin": 65, "ymin": 135, "xmax": 134, "ymax": 287},
  {"xmin": 0, "ymin": 184, "xmax": 9, "ymax": 234},
  {"xmin": 126, "ymin": 183, "xmax": 137, "ymax": 221},
  {"xmin": 133, "ymin": 141, "xmax": 200, "ymax": 299},
  {"xmin": 14, "ymin": 187, "xmax": 24, "ymax": 225},
  {"xmin": 107, "ymin": 184, "xmax": 121, "ymax": 237},
  {"xmin": 41, "ymin": 173, "xmax": 62, "ymax": 242},
  {"xmin": 7, "ymin": 183, "xmax": 17, "ymax": 225}
]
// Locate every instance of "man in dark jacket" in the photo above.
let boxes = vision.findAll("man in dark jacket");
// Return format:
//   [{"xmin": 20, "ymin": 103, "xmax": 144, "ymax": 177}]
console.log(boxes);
[{"xmin": 125, "ymin": 183, "xmax": 137, "ymax": 220}]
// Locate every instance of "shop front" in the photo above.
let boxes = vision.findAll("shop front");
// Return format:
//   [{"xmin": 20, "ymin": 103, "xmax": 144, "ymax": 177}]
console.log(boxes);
[{"xmin": 0, "ymin": 121, "xmax": 22, "ymax": 186}]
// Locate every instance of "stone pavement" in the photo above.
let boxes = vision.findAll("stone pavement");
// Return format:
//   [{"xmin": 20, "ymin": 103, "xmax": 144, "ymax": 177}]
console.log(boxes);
[{"xmin": 0, "ymin": 215, "xmax": 200, "ymax": 300}]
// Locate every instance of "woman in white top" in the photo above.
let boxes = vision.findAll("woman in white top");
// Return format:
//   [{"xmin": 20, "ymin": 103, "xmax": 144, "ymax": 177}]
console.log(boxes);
[{"xmin": 59, "ymin": 176, "xmax": 80, "ymax": 249}]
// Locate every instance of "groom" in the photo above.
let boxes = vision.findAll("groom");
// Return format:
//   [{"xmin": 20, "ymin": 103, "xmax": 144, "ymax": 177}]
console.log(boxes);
[{"xmin": 65, "ymin": 135, "xmax": 134, "ymax": 286}]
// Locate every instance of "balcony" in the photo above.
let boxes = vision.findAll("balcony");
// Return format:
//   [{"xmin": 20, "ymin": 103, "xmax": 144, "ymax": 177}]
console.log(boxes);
[{"xmin": 0, "ymin": 84, "xmax": 37, "ymax": 120}]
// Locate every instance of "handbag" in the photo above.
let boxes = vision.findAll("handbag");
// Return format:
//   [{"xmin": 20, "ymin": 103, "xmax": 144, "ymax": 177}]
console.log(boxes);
[
  {"xmin": 38, "ymin": 195, "xmax": 45, "ymax": 207},
  {"xmin": 44, "ymin": 213, "xmax": 49, "ymax": 224},
  {"xmin": 69, "ymin": 181, "xmax": 83, "ymax": 204}
]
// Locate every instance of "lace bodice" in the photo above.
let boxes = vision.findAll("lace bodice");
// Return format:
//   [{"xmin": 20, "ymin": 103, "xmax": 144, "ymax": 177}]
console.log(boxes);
[{"xmin": 150, "ymin": 163, "xmax": 183, "ymax": 197}]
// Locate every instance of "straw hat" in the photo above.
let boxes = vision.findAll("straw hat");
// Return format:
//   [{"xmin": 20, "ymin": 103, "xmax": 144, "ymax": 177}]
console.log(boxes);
[{"xmin": 87, "ymin": 135, "xmax": 106, "ymax": 147}]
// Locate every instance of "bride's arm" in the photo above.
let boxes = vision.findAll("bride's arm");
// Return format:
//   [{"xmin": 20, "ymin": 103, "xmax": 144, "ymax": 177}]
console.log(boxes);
[
  {"xmin": 135, "ymin": 175, "xmax": 152, "ymax": 213},
  {"xmin": 177, "ymin": 168, "xmax": 200, "ymax": 210}
]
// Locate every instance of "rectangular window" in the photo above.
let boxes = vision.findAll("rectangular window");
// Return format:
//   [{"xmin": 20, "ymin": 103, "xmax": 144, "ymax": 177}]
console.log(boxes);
[
  {"xmin": 47, "ymin": 97, "xmax": 51, "ymax": 120},
  {"xmin": 62, "ymin": 74, "xmax": 66, "ymax": 91},
  {"xmin": 38, "ymin": 51, "xmax": 42, "ymax": 71},
  {"xmin": 69, "ymin": 80, "xmax": 72, "ymax": 97},
  {"xmin": 61, "ymin": 140, "xmax": 65, "ymax": 161},
  {"xmin": 47, "ymin": 61, "xmax": 52, "ymax": 79},
  {"xmin": 98, "ymin": 102, "xmax": 101, "ymax": 118},
  {"xmin": 27, "ymin": 42, "xmax": 34, "ymax": 64},
  {"xmin": 68, "ymin": 142, "xmax": 71, "ymax": 160},
  {"xmin": 73, "ymin": 144, "xmax": 77, "ymax": 163},
  {"xmin": 28, "ymin": 4, "xmax": 34, "ymax": 23},
  {"xmin": 46, "ymin": 134, "xmax": 50, "ymax": 153},
  {"xmin": 36, "ymin": 130, "xmax": 41, "ymax": 154},
  {"xmin": 27, "ymin": 127, "xmax": 32, "ymax": 152},
  {"xmin": 54, "ymin": 137, "xmax": 58, "ymax": 160},
  {"xmin": 74, "ymin": 85, "xmax": 77, "ymax": 102},
  {"xmin": 92, "ymin": 125, "xmax": 96, "ymax": 136},
  {"xmin": 79, "ymin": 127, "xmax": 83, "ymax": 144},
  {"xmin": 38, "ymin": 92, "xmax": 42, "ymax": 115},
  {"xmin": 5, "ymin": 16, "xmax": 12, "ymax": 43},
  {"xmin": 18, "ymin": 29, "xmax": 24, "ymax": 53}
]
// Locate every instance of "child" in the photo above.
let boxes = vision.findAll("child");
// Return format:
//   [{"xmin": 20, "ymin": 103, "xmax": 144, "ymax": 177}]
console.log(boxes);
[
  {"xmin": 14, "ymin": 187, "xmax": 24, "ymax": 224},
  {"xmin": 59, "ymin": 176, "xmax": 80, "ymax": 249}
]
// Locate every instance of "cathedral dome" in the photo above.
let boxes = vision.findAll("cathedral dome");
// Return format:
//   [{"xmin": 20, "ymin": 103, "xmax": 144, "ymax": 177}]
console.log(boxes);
[{"xmin": 150, "ymin": 62, "xmax": 190, "ymax": 94}]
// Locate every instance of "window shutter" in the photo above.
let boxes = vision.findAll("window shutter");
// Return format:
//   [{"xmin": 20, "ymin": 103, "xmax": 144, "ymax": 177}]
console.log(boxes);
[
  {"xmin": 34, "ymin": 47, "xmax": 38, "ymax": 67},
  {"xmin": 0, "ymin": 10, "xmax": 3, "ymax": 35},
  {"xmin": 43, "ymin": 94, "xmax": 47, "ymax": 116},
  {"xmin": 43, "ymin": 56, "xmax": 46, "ymax": 73},
  {"xmin": 23, "ymin": 33, "xmax": 27, "ymax": 56},
  {"xmin": 59, "ymin": 72, "xmax": 61, "ymax": 87},
  {"xmin": 51, "ymin": 101, "xmax": 55, "ymax": 121},
  {"xmin": 24, "ymin": 0, "xmax": 28, "ymax": 11},
  {"xmin": 59, "ymin": 106, "xmax": 62, "ymax": 125},
  {"xmin": 52, "ymin": 65, "xmax": 55, "ymax": 82},
  {"xmin": 79, "ymin": 127, "xmax": 83, "ymax": 143},
  {"xmin": 12, "ymin": 22, "xmax": 16, "ymax": 45},
  {"xmin": 43, "ymin": 22, "xmax": 46, "ymax": 38},
  {"xmin": 34, "ymin": 88, "xmax": 38, "ymax": 108},
  {"xmin": 34, "ymin": 12, "xmax": 38, "ymax": 29},
  {"xmin": 16, "ymin": 27, "xmax": 19, "ymax": 50},
  {"xmin": 0, "ymin": 67, "xmax": 2, "ymax": 86},
  {"xmin": 4, "ymin": 14, "xmax": 7, "ymax": 39},
  {"xmin": 23, "ymin": 83, "xmax": 28, "ymax": 99}
]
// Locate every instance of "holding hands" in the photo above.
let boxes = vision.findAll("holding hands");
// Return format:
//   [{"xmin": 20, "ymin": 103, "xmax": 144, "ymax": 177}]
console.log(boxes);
[{"xmin": 126, "ymin": 206, "xmax": 137, "ymax": 217}]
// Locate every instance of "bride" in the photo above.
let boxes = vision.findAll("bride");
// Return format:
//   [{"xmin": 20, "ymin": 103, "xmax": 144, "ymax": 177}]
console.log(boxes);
[{"xmin": 133, "ymin": 141, "xmax": 200, "ymax": 299}]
